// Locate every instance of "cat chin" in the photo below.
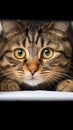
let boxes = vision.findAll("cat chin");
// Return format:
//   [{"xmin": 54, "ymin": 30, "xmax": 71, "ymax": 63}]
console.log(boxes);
[{"xmin": 23, "ymin": 79, "xmax": 43, "ymax": 87}]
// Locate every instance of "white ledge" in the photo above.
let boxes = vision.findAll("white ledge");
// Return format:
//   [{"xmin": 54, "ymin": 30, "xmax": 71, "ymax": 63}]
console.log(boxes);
[{"xmin": 0, "ymin": 91, "xmax": 73, "ymax": 101}]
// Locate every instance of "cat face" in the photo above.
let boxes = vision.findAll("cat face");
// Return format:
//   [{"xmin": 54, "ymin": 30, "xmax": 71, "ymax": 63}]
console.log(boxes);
[{"xmin": 0, "ymin": 20, "xmax": 72, "ymax": 87}]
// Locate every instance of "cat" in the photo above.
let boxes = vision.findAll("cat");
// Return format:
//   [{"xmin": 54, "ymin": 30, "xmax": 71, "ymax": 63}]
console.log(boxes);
[{"xmin": 0, "ymin": 20, "xmax": 73, "ymax": 91}]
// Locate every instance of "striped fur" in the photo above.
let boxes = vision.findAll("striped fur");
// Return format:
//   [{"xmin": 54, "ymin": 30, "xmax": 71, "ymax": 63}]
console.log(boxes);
[{"xmin": 0, "ymin": 20, "xmax": 73, "ymax": 91}]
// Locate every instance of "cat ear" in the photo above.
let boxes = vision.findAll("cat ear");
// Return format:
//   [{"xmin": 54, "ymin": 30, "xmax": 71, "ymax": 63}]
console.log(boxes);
[
  {"xmin": 41, "ymin": 21, "xmax": 69, "ymax": 38},
  {"xmin": 41, "ymin": 21, "xmax": 54, "ymax": 32},
  {"xmin": 52, "ymin": 21, "xmax": 69, "ymax": 38},
  {"xmin": 0, "ymin": 20, "xmax": 28, "ymax": 37}
]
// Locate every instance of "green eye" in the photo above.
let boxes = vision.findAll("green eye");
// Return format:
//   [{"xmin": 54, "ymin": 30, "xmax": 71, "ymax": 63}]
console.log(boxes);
[
  {"xmin": 14, "ymin": 49, "xmax": 25, "ymax": 59},
  {"xmin": 42, "ymin": 48, "xmax": 53, "ymax": 59}
]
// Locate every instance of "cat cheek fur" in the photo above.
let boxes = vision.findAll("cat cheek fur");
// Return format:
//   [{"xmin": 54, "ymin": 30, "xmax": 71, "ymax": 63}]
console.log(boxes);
[{"xmin": 0, "ymin": 20, "xmax": 73, "ymax": 91}]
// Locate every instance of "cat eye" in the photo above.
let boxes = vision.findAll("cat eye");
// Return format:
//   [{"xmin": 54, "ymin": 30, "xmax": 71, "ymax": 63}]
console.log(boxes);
[
  {"xmin": 42, "ymin": 48, "xmax": 53, "ymax": 59},
  {"xmin": 14, "ymin": 49, "xmax": 26, "ymax": 59}
]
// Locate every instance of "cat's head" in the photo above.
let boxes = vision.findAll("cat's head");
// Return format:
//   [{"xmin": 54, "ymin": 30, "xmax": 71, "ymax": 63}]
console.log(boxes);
[{"xmin": 0, "ymin": 20, "xmax": 72, "ymax": 87}]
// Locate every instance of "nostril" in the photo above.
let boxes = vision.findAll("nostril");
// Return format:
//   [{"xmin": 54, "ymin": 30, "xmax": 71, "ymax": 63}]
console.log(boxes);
[
  {"xmin": 29, "ymin": 67, "xmax": 38, "ymax": 75},
  {"xmin": 31, "ymin": 72, "xmax": 34, "ymax": 76}
]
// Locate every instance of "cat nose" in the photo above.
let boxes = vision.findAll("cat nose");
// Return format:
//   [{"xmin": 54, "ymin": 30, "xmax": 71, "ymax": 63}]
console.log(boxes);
[
  {"xmin": 26, "ymin": 62, "xmax": 39, "ymax": 75},
  {"xmin": 29, "ymin": 67, "xmax": 38, "ymax": 75}
]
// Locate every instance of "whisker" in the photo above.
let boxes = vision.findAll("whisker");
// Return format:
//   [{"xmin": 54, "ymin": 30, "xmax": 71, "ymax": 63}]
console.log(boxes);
[
  {"xmin": 41, "ymin": 70, "xmax": 73, "ymax": 79},
  {"xmin": 0, "ymin": 74, "xmax": 16, "ymax": 81},
  {"xmin": 53, "ymin": 71, "xmax": 73, "ymax": 79},
  {"xmin": 4, "ymin": 73, "xmax": 19, "ymax": 81},
  {"xmin": 0, "ymin": 69, "xmax": 25, "ymax": 79},
  {"xmin": 46, "ymin": 77, "xmax": 57, "ymax": 87},
  {"xmin": 0, "ymin": 71, "xmax": 20, "ymax": 82},
  {"xmin": 52, "ymin": 73, "xmax": 71, "ymax": 79},
  {"xmin": 0, "ymin": 72, "xmax": 15, "ymax": 78}
]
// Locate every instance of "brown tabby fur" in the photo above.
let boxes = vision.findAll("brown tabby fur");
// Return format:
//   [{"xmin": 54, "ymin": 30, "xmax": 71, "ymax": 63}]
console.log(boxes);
[{"xmin": 0, "ymin": 20, "xmax": 73, "ymax": 91}]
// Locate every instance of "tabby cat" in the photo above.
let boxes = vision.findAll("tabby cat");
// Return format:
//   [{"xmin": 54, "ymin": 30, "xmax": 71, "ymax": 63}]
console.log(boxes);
[{"xmin": 0, "ymin": 20, "xmax": 73, "ymax": 91}]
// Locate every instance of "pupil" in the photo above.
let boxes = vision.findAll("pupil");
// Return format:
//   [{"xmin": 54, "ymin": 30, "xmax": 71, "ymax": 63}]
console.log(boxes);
[
  {"xmin": 18, "ymin": 50, "xmax": 23, "ymax": 55},
  {"xmin": 45, "ymin": 49, "xmax": 50, "ymax": 55}
]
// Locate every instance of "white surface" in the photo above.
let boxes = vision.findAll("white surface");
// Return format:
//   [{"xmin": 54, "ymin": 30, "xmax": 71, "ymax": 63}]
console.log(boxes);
[{"xmin": 0, "ymin": 91, "xmax": 73, "ymax": 101}]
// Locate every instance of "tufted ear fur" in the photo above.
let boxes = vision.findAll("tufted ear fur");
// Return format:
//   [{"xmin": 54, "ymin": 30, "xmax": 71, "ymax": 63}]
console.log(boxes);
[
  {"xmin": 0, "ymin": 20, "xmax": 28, "ymax": 38},
  {"xmin": 41, "ymin": 21, "xmax": 69, "ymax": 38}
]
